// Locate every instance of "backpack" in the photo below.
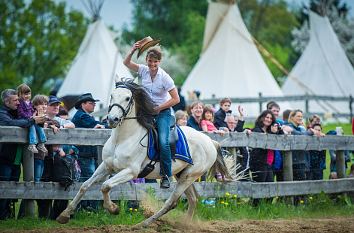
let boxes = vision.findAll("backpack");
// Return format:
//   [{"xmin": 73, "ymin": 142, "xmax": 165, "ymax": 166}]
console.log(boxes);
[{"xmin": 53, "ymin": 154, "xmax": 75, "ymax": 190}]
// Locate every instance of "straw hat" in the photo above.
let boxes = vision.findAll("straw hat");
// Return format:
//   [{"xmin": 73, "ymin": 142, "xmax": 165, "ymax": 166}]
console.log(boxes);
[{"xmin": 137, "ymin": 36, "xmax": 160, "ymax": 58}]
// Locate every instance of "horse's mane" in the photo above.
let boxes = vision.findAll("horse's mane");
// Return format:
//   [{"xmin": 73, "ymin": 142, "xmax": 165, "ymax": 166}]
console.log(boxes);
[{"xmin": 116, "ymin": 79, "xmax": 156, "ymax": 130}]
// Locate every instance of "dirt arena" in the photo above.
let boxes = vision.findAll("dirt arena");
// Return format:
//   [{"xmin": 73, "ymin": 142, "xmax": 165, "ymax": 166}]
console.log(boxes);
[{"xmin": 4, "ymin": 216, "xmax": 354, "ymax": 233}]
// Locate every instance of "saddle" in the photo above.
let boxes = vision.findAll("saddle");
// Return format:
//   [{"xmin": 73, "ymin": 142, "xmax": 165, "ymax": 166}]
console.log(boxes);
[{"xmin": 138, "ymin": 116, "xmax": 192, "ymax": 178}]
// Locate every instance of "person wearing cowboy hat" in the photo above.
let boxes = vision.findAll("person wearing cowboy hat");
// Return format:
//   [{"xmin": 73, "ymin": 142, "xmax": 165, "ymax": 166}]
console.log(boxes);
[
  {"xmin": 72, "ymin": 93, "xmax": 106, "ymax": 211},
  {"xmin": 124, "ymin": 37, "xmax": 180, "ymax": 189}
]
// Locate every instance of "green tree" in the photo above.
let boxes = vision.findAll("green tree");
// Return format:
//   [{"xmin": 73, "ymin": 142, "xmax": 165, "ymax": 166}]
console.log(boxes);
[
  {"xmin": 121, "ymin": 0, "xmax": 207, "ymax": 68},
  {"xmin": 239, "ymin": 0, "xmax": 299, "ymax": 82},
  {"xmin": 0, "ymin": 0, "xmax": 88, "ymax": 94}
]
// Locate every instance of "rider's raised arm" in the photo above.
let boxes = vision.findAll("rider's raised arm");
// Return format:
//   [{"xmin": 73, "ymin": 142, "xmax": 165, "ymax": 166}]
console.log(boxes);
[{"xmin": 124, "ymin": 42, "xmax": 140, "ymax": 72}]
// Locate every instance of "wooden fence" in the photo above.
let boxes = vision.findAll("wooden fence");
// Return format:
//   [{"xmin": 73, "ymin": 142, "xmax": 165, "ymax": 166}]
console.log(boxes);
[{"xmin": 1, "ymin": 126, "xmax": 354, "ymax": 216}]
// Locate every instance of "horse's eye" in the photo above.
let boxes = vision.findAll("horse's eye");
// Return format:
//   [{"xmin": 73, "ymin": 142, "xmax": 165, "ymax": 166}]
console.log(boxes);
[{"xmin": 125, "ymin": 97, "xmax": 130, "ymax": 101}]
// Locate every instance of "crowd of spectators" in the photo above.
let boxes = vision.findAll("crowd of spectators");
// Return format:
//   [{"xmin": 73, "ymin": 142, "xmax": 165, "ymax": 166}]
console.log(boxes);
[{"xmin": 0, "ymin": 84, "xmax": 353, "ymax": 220}]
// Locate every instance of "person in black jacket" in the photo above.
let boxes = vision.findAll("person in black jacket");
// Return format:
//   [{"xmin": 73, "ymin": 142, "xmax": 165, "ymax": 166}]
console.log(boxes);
[
  {"xmin": 72, "ymin": 93, "xmax": 106, "ymax": 211},
  {"xmin": 249, "ymin": 110, "xmax": 282, "ymax": 183},
  {"xmin": 0, "ymin": 89, "xmax": 46, "ymax": 219},
  {"xmin": 214, "ymin": 98, "xmax": 232, "ymax": 129}
]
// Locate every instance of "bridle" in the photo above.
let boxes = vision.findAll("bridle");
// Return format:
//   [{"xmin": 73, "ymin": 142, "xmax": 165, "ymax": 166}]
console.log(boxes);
[{"xmin": 107, "ymin": 84, "xmax": 137, "ymax": 125}]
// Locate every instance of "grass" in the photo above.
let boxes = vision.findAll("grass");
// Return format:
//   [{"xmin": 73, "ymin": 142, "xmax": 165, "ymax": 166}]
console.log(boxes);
[{"xmin": 1, "ymin": 193, "xmax": 354, "ymax": 231}]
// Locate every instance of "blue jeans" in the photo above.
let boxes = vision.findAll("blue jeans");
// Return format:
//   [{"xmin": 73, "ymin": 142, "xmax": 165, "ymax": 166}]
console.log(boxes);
[
  {"xmin": 0, "ymin": 163, "xmax": 21, "ymax": 219},
  {"xmin": 34, "ymin": 159, "xmax": 44, "ymax": 182},
  {"xmin": 156, "ymin": 108, "xmax": 172, "ymax": 177},
  {"xmin": 29, "ymin": 124, "xmax": 47, "ymax": 145},
  {"xmin": 78, "ymin": 157, "xmax": 98, "ymax": 211}
]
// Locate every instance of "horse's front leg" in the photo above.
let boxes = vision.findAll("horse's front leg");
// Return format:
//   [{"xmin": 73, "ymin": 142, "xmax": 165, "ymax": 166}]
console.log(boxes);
[
  {"xmin": 56, "ymin": 162, "xmax": 109, "ymax": 224},
  {"xmin": 101, "ymin": 168, "xmax": 135, "ymax": 215}
]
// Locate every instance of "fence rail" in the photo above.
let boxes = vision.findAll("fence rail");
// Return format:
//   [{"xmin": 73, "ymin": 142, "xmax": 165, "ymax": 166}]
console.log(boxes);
[{"xmin": 1, "ymin": 126, "xmax": 354, "ymax": 216}]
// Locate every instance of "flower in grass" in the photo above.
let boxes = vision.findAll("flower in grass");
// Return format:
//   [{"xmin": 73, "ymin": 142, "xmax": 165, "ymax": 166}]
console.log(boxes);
[
  {"xmin": 232, "ymin": 194, "xmax": 238, "ymax": 199},
  {"xmin": 300, "ymin": 200, "xmax": 304, "ymax": 204},
  {"xmin": 134, "ymin": 208, "xmax": 138, "ymax": 212},
  {"xmin": 224, "ymin": 202, "xmax": 229, "ymax": 206},
  {"xmin": 129, "ymin": 208, "xmax": 133, "ymax": 212},
  {"xmin": 225, "ymin": 192, "xmax": 230, "ymax": 197},
  {"xmin": 309, "ymin": 196, "xmax": 313, "ymax": 200},
  {"xmin": 220, "ymin": 200, "xmax": 225, "ymax": 204}
]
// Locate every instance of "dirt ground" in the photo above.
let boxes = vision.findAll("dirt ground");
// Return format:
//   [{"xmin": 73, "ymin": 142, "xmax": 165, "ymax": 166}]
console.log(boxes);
[{"xmin": 4, "ymin": 217, "xmax": 354, "ymax": 233}]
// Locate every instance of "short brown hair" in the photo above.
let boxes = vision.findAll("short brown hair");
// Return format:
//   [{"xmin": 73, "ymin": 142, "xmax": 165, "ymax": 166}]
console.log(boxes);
[
  {"xmin": 146, "ymin": 48, "xmax": 162, "ymax": 60},
  {"xmin": 219, "ymin": 98, "xmax": 231, "ymax": 106},
  {"xmin": 32, "ymin": 94, "xmax": 48, "ymax": 106},
  {"xmin": 202, "ymin": 106, "xmax": 214, "ymax": 121},
  {"xmin": 17, "ymin": 83, "xmax": 31, "ymax": 96}
]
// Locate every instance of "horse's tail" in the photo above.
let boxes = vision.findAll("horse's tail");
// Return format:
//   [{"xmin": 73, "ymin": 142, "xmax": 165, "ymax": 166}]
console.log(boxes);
[{"xmin": 209, "ymin": 140, "xmax": 233, "ymax": 181}]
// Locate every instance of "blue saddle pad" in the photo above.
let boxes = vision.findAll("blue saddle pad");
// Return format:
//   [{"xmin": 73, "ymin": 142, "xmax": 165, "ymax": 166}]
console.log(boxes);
[{"xmin": 148, "ymin": 126, "xmax": 193, "ymax": 165}]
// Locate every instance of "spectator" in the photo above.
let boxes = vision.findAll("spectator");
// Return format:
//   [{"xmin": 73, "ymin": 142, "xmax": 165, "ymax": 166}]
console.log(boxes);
[
  {"xmin": 249, "ymin": 110, "xmax": 281, "ymax": 206},
  {"xmin": 282, "ymin": 109, "xmax": 292, "ymax": 125},
  {"xmin": 249, "ymin": 110, "xmax": 280, "ymax": 184},
  {"xmin": 187, "ymin": 101, "xmax": 204, "ymax": 131},
  {"xmin": 225, "ymin": 113, "xmax": 250, "ymax": 179},
  {"xmin": 16, "ymin": 84, "xmax": 47, "ymax": 154},
  {"xmin": 31, "ymin": 95, "xmax": 50, "ymax": 182},
  {"xmin": 283, "ymin": 110, "xmax": 322, "ymax": 182},
  {"xmin": 267, "ymin": 101, "xmax": 284, "ymax": 182},
  {"xmin": 72, "ymin": 93, "xmax": 106, "ymax": 211},
  {"xmin": 37, "ymin": 95, "xmax": 75, "ymax": 219},
  {"xmin": 201, "ymin": 106, "xmax": 227, "ymax": 135},
  {"xmin": 214, "ymin": 98, "xmax": 232, "ymax": 129},
  {"xmin": 172, "ymin": 87, "xmax": 186, "ymax": 112},
  {"xmin": 307, "ymin": 114, "xmax": 321, "ymax": 129},
  {"xmin": 0, "ymin": 89, "xmax": 45, "ymax": 220},
  {"xmin": 58, "ymin": 107, "xmax": 69, "ymax": 120},
  {"xmin": 308, "ymin": 123, "xmax": 326, "ymax": 180},
  {"xmin": 175, "ymin": 110, "xmax": 188, "ymax": 126}
]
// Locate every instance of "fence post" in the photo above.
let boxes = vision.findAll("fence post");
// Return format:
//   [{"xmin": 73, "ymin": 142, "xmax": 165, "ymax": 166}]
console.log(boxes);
[
  {"xmin": 336, "ymin": 150, "xmax": 346, "ymax": 178},
  {"xmin": 305, "ymin": 93, "xmax": 309, "ymax": 115},
  {"xmin": 349, "ymin": 95, "xmax": 353, "ymax": 123},
  {"xmin": 283, "ymin": 151, "xmax": 293, "ymax": 181},
  {"xmin": 23, "ymin": 147, "xmax": 35, "ymax": 217},
  {"xmin": 258, "ymin": 92, "xmax": 263, "ymax": 114}
]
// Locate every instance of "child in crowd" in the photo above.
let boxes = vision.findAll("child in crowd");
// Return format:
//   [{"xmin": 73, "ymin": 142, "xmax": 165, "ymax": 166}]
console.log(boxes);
[
  {"xmin": 308, "ymin": 123, "xmax": 326, "ymax": 180},
  {"xmin": 58, "ymin": 106, "xmax": 69, "ymax": 120},
  {"xmin": 175, "ymin": 110, "xmax": 188, "ymax": 126},
  {"xmin": 200, "ymin": 106, "xmax": 227, "ymax": 135},
  {"xmin": 17, "ymin": 84, "xmax": 48, "ymax": 154},
  {"xmin": 31, "ymin": 94, "xmax": 50, "ymax": 181}
]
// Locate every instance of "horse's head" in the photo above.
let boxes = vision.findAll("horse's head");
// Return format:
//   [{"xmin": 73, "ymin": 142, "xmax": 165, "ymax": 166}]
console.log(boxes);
[{"xmin": 107, "ymin": 84, "xmax": 134, "ymax": 128}]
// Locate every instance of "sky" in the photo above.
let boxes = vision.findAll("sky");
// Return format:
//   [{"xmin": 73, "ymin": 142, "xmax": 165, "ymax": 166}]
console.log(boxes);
[{"xmin": 60, "ymin": 0, "xmax": 354, "ymax": 32}]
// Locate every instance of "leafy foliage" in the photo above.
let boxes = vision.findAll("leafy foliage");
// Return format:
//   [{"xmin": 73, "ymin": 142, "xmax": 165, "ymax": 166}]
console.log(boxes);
[
  {"xmin": 122, "ymin": 0, "xmax": 300, "ymax": 85},
  {"xmin": 0, "ymin": 0, "xmax": 88, "ymax": 94}
]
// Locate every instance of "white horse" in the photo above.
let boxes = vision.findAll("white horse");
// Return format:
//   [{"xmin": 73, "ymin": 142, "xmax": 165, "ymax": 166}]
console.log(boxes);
[{"xmin": 57, "ymin": 79, "xmax": 233, "ymax": 226}]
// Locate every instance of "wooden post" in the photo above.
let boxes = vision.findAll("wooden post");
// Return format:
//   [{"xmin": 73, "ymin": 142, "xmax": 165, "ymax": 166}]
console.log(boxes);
[
  {"xmin": 349, "ymin": 95, "xmax": 353, "ymax": 123},
  {"xmin": 283, "ymin": 151, "xmax": 293, "ymax": 181},
  {"xmin": 22, "ymin": 147, "xmax": 35, "ymax": 217},
  {"xmin": 336, "ymin": 150, "xmax": 346, "ymax": 178},
  {"xmin": 258, "ymin": 92, "xmax": 263, "ymax": 114},
  {"xmin": 97, "ymin": 146, "xmax": 103, "ymax": 165},
  {"xmin": 305, "ymin": 93, "xmax": 309, "ymax": 115}
]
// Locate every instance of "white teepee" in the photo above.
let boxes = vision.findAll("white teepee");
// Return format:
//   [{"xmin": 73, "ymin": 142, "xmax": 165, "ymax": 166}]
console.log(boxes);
[
  {"xmin": 57, "ymin": 18, "xmax": 133, "ymax": 111},
  {"xmin": 282, "ymin": 11, "xmax": 354, "ymax": 115},
  {"xmin": 182, "ymin": 2, "xmax": 288, "ymax": 117}
]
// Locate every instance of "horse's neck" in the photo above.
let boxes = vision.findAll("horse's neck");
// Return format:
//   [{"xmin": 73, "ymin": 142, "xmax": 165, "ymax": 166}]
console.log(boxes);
[{"xmin": 111, "ymin": 111, "xmax": 146, "ymax": 143}]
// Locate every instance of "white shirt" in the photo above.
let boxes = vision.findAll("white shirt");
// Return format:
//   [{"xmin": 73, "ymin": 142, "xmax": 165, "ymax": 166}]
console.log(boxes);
[{"xmin": 138, "ymin": 64, "xmax": 175, "ymax": 106}]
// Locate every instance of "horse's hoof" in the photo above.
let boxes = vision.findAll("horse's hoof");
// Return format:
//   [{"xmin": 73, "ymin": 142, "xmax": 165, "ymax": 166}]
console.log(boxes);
[
  {"xmin": 56, "ymin": 214, "xmax": 70, "ymax": 224},
  {"xmin": 108, "ymin": 205, "xmax": 120, "ymax": 215}
]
